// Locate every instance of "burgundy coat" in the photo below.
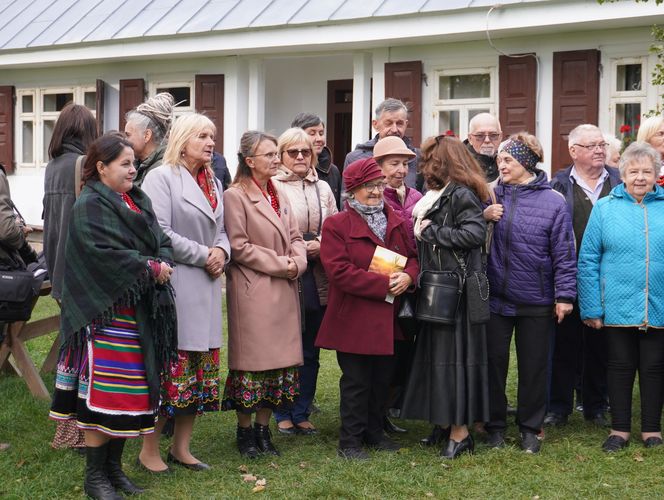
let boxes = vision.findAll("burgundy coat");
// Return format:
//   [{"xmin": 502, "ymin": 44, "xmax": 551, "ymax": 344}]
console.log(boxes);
[{"xmin": 315, "ymin": 203, "xmax": 419, "ymax": 355}]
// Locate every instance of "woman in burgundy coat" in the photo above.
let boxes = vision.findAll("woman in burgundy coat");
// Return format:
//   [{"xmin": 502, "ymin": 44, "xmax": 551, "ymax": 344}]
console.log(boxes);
[{"xmin": 316, "ymin": 158, "xmax": 419, "ymax": 460}]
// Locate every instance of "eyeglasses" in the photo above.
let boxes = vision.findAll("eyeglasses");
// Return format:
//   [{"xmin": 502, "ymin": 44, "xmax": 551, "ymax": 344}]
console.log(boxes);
[
  {"xmin": 470, "ymin": 133, "xmax": 501, "ymax": 141},
  {"xmin": 284, "ymin": 148, "xmax": 312, "ymax": 159},
  {"xmin": 574, "ymin": 143, "xmax": 608, "ymax": 151},
  {"xmin": 249, "ymin": 152, "xmax": 279, "ymax": 160},
  {"xmin": 363, "ymin": 181, "xmax": 387, "ymax": 192},
  {"xmin": 653, "ymin": 131, "xmax": 664, "ymax": 139}
]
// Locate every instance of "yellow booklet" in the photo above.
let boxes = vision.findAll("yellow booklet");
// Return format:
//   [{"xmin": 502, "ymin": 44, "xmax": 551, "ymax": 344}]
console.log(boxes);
[
  {"xmin": 369, "ymin": 247, "xmax": 407, "ymax": 303},
  {"xmin": 368, "ymin": 246, "xmax": 407, "ymax": 275}
]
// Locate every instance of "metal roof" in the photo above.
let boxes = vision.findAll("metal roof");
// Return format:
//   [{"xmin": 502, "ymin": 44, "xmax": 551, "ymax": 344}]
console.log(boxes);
[{"xmin": 0, "ymin": 0, "xmax": 541, "ymax": 50}]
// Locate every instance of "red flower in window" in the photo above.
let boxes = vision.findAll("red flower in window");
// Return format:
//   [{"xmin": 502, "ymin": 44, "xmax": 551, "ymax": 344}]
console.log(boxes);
[
  {"xmin": 445, "ymin": 129, "xmax": 456, "ymax": 136},
  {"xmin": 619, "ymin": 124, "xmax": 632, "ymax": 134}
]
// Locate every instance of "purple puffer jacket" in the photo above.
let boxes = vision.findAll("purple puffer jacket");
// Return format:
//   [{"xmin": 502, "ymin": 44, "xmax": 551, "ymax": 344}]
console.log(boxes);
[
  {"xmin": 383, "ymin": 185, "xmax": 422, "ymax": 251},
  {"xmin": 488, "ymin": 170, "xmax": 577, "ymax": 315}
]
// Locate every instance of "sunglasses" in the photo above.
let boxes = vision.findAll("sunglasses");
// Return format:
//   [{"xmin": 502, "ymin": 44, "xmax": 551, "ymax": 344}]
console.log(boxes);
[{"xmin": 283, "ymin": 148, "xmax": 312, "ymax": 159}]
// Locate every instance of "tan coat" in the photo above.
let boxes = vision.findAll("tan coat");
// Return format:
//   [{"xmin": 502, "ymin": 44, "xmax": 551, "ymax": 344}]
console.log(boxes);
[{"xmin": 224, "ymin": 180, "xmax": 307, "ymax": 371}]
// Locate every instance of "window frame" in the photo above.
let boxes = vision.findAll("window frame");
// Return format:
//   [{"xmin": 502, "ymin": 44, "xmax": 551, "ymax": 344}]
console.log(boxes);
[
  {"xmin": 608, "ymin": 56, "xmax": 647, "ymax": 139},
  {"xmin": 148, "ymin": 80, "xmax": 194, "ymax": 117}
]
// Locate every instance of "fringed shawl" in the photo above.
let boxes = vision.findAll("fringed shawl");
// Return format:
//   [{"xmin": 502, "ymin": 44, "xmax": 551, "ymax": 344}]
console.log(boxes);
[{"xmin": 60, "ymin": 180, "xmax": 178, "ymax": 409}]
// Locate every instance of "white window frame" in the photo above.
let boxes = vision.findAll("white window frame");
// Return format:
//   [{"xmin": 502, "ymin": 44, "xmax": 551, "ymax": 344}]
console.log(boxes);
[
  {"xmin": 15, "ymin": 86, "xmax": 96, "ymax": 172},
  {"xmin": 149, "ymin": 80, "xmax": 194, "ymax": 118},
  {"xmin": 608, "ymin": 57, "xmax": 647, "ymax": 139},
  {"xmin": 432, "ymin": 67, "xmax": 498, "ymax": 139}
]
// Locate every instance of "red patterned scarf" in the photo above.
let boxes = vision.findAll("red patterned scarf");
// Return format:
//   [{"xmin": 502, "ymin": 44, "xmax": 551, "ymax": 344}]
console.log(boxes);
[
  {"xmin": 196, "ymin": 167, "xmax": 218, "ymax": 210},
  {"xmin": 252, "ymin": 177, "xmax": 280, "ymax": 217}
]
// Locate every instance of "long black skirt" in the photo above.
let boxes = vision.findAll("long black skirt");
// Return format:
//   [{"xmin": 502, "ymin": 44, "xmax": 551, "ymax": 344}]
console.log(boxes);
[{"xmin": 400, "ymin": 306, "xmax": 490, "ymax": 426}]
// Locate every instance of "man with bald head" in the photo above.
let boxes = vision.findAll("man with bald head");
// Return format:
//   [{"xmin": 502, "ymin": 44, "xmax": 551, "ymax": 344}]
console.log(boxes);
[
  {"xmin": 546, "ymin": 124, "xmax": 622, "ymax": 428},
  {"xmin": 464, "ymin": 113, "xmax": 502, "ymax": 182}
]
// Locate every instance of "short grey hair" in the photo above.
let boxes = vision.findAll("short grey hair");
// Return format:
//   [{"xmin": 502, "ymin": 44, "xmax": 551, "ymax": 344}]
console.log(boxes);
[
  {"xmin": 468, "ymin": 113, "xmax": 501, "ymax": 134},
  {"xmin": 618, "ymin": 141, "xmax": 661, "ymax": 177},
  {"xmin": 375, "ymin": 98, "xmax": 408, "ymax": 119},
  {"xmin": 568, "ymin": 124, "xmax": 601, "ymax": 148}
]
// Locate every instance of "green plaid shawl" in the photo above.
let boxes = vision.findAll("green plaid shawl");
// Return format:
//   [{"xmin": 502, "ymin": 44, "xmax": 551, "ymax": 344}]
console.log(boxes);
[{"xmin": 60, "ymin": 180, "xmax": 177, "ymax": 408}]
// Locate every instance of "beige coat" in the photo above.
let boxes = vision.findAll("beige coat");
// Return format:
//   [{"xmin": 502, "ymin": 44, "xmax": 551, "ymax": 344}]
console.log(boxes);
[
  {"xmin": 272, "ymin": 166, "xmax": 337, "ymax": 305},
  {"xmin": 224, "ymin": 180, "xmax": 307, "ymax": 371}
]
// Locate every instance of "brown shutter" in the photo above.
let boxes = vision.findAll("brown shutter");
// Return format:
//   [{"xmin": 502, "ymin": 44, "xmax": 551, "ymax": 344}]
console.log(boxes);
[
  {"xmin": 195, "ymin": 74, "xmax": 224, "ymax": 151},
  {"xmin": 499, "ymin": 55, "xmax": 537, "ymax": 137},
  {"xmin": 551, "ymin": 49, "xmax": 600, "ymax": 173},
  {"xmin": 96, "ymin": 79, "xmax": 106, "ymax": 135},
  {"xmin": 385, "ymin": 61, "xmax": 422, "ymax": 147},
  {"xmin": 119, "ymin": 79, "xmax": 145, "ymax": 132},
  {"xmin": 0, "ymin": 86, "xmax": 15, "ymax": 173}
]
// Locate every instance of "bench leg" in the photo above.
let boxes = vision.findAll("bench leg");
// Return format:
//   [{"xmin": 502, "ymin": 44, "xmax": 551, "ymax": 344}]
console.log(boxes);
[
  {"xmin": 41, "ymin": 336, "xmax": 61, "ymax": 374},
  {"xmin": 8, "ymin": 331, "xmax": 51, "ymax": 400}
]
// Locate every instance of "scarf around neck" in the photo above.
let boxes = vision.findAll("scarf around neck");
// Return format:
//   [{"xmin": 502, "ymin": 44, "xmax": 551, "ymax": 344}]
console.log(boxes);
[
  {"xmin": 60, "ymin": 180, "xmax": 178, "ymax": 408},
  {"xmin": 412, "ymin": 184, "xmax": 449, "ymax": 240},
  {"xmin": 348, "ymin": 198, "xmax": 387, "ymax": 241}
]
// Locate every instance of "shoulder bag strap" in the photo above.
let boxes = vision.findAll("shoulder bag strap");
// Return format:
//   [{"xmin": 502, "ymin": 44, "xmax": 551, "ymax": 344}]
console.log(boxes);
[{"xmin": 314, "ymin": 180, "xmax": 323, "ymax": 236}]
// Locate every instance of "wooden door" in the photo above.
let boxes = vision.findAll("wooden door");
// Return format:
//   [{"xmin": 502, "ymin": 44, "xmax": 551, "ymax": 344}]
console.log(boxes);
[
  {"xmin": 499, "ymin": 55, "xmax": 537, "ymax": 137},
  {"xmin": 551, "ymin": 50, "xmax": 600, "ymax": 173},
  {"xmin": 0, "ymin": 86, "xmax": 14, "ymax": 173},
  {"xmin": 119, "ymin": 79, "xmax": 145, "ymax": 132},
  {"xmin": 385, "ymin": 61, "xmax": 422, "ymax": 147},
  {"xmin": 195, "ymin": 74, "xmax": 224, "ymax": 151},
  {"xmin": 95, "ymin": 79, "xmax": 105, "ymax": 135},
  {"xmin": 326, "ymin": 79, "xmax": 353, "ymax": 169}
]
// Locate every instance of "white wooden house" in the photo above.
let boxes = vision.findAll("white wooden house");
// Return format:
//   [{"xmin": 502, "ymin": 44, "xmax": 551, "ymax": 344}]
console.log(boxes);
[{"xmin": 0, "ymin": 0, "xmax": 663, "ymax": 222}]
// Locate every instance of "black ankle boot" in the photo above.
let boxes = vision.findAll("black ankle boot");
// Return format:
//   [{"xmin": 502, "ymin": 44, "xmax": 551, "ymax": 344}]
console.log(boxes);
[
  {"xmin": 254, "ymin": 423, "xmax": 280, "ymax": 456},
  {"xmin": 236, "ymin": 425, "xmax": 259, "ymax": 459},
  {"xmin": 441, "ymin": 434, "xmax": 474, "ymax": 459},
  {"xmin": 84, "ymin": 443, "xmax": 122, "ymax": 500},
  {"xmin": 106, "ymin": 439, "xmax": 144, "ymax": 495}
]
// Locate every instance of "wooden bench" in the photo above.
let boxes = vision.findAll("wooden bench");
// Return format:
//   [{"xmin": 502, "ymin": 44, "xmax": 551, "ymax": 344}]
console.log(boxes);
[{"xmin": 0, "ymin": 282, "xmax": 60, "ymax": 400}]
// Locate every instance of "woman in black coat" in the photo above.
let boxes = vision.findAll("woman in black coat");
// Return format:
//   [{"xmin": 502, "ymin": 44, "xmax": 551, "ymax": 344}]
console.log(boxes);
[{"xmin": 400, "ymin": 135, "xmax": 490, "ymax": 459}]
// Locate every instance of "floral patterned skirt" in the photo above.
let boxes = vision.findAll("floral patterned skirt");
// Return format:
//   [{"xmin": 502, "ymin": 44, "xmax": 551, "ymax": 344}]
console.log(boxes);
[
  {"xmin": 160, "ymin": 349, "xmax": 220, "ymax": 417},
  {"xmin": 221, "ymin": 367, "xmax": 299, "ymax": 414}
]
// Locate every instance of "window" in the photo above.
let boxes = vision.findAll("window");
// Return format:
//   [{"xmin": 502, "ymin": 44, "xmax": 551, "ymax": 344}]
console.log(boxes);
[
  {"xmin": 609, "ymin": 58, "xmax": 646, "ymax": 142},
  {"xmin": 150, "ymin": 81, "xmax": 194, "ymax": 117},
  {"xmin": 433, "ymin": 68, "xmax": 496, "ymax": 138},
  {"xmin": 17, "ymin": 87, "xmax": 96, "ymax": 169}
]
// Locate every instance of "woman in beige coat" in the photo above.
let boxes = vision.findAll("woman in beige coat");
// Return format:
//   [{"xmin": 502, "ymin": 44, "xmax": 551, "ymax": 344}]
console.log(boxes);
[
  {"xmin": 272, "ymin": 128, "xmax": 337, "ymax": 435},
  {"xmin": 222, "ymin": 130, "xmax": 307, "ymax": 458}
]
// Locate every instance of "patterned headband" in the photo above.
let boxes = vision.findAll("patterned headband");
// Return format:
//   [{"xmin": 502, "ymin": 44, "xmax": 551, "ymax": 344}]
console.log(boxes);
[{"xmin": 503, "ymin": 139, "xmax": 541, "ymax": 171}]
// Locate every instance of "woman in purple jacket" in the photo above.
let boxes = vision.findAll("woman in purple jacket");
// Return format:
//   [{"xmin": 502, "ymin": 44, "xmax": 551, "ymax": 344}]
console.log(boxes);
[{"xmin": 483, "ymin": 132, "xmax": 577, "ymax": 454}]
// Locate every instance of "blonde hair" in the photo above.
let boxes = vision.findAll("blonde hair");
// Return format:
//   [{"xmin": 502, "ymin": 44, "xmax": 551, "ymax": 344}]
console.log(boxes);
[
  {"xmin": 636, "ymin": 115, "xmax": 664, "ymax": 144},
  {"xmin": 163, "ymin": 113, "xmax": 216, "ymax": 168},
  {"xmin": 277, "ymin": 127, "xmax": 318, "ymax": 169}
]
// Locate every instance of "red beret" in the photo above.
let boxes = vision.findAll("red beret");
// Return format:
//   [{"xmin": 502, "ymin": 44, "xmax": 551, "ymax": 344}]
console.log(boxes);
[{"xmin": 343, "ymin": 157, "xmax": 384, "ymax": 192}]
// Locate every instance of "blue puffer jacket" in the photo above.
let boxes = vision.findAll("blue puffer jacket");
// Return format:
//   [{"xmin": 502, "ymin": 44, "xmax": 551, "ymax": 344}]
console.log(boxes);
[
  {"xmin": 578, "ymin": 183, "xmax": 664, "ymax": 328},
  {"xmin": 488, "ymin": 170, "xmax": 577, "ymax": 315}
]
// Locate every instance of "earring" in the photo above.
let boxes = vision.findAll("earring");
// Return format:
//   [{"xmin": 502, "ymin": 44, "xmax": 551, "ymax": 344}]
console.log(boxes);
[{"xmin": 347, "ymin": 192, "xmax": 355, "ymax": 199}]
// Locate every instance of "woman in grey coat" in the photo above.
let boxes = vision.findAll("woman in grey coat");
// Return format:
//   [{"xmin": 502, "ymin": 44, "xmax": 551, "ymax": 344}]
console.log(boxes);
[{"xmin": 139, "ymin": 113, "xmax": 230, "ymax": 472}]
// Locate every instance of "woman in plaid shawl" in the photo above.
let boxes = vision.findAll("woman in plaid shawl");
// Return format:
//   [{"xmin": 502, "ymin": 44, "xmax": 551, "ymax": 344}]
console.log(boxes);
[{"xmin": 49, "ymin": 133, "xmax": 177, "ymax": 500}]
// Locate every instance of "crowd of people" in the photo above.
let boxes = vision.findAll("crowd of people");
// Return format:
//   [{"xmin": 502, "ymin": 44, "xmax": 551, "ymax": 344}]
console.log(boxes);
[{"xmin": 0, "ymin": 91, "xmax": 655, "ymax": 498}]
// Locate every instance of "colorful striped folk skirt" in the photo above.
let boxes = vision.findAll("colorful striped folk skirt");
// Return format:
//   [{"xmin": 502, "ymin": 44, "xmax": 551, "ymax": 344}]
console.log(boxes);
[{"xmin": 49, "ymin": 307, "xmax": 155, "ymax": 438}]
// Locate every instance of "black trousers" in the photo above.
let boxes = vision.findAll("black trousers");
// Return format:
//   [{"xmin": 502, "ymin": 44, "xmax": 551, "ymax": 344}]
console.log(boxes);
[
  {"xmin": 549, "ymin": 304, "xmax": 608, "ymax": 418},
  {"xmin": 605, "ymin": 327, "xmax": 664, "ymax": 433},
  {"xmin": 486, "ymin": 313, "xmax": 553, "ymax": 434},
  {"xmin": 336, "ymin": 351, "xmax": 395, "ymax": 449}
]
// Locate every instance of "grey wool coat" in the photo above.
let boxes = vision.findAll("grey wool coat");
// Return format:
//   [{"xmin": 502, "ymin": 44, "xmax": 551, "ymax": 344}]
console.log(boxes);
[
  {"xmin": 142, "ymin": 164, "xmax": 231, "ymax": 352},
  {"xmin": 223, "ymin": 180, "xmax": 307, "ymax": 371}
]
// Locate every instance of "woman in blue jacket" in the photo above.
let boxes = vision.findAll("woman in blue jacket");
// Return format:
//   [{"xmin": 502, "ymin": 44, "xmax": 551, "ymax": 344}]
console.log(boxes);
[
  {"xmin": 578, "ymin": 141, "xmax": 664, "ymax": 452},
  {"xmin": 484, "ymin": 132, "xmax": 577, "ymax": 453}
]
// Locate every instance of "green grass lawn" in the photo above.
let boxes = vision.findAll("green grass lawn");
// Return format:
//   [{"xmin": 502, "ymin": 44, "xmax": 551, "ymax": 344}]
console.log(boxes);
[{"xmin": 1, "ymin": 296, "xmax": 663, "ymax": 499}]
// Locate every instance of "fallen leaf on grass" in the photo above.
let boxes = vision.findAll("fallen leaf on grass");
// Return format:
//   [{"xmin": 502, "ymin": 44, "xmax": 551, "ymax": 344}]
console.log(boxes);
[
  {"xmin": 256, "ymin": 478, "xmax": 267, "ymax": 487},
  {"xmin": 299, "ymin": 462, "xmax": 307, "ymax": 469},
  {"xmin": 532, "ymin": 496, "xmax": 540, "ymax": 499},
  {"xmin": 268, "ymin": 462, "xmax": 279, "ymax": 469},
  {"xmin": 425, "ymin": 493, "xmax": 434, "ymax": 498},
  {"xmin": 241, "ymin": 474, "xmax": 258, "ymax": 482},
  {"xmin": 441, "ymin": 463, "xmax": 451, "ymax": 469},
  {"xmin": 252, "ymin": 485, "xmax": 266, "ymax": 493},
  {"xmin": 602, "ymin": 483, "xmax": 612, "ymax": 488},
  {"xmin": 410, "ymin": 461, "xmax": 417, "ymax": 467},
  {"xmin": 238, "ymin": 464, "xmax": 249, "ymax": 473},
  {"xmin": 575, "ymin": 455, "xmax": 587, "ymax": 462},
  {"xmin": 634, "ymin": 453, "xmax": 644, "ymax": 462},
  {"xmin": 16, "ymin": 460, "xmax": 25, "ymax": 468}
]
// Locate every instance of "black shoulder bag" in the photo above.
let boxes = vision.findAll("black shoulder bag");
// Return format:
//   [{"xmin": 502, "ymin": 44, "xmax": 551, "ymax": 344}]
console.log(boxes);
[{"xmin": 415, "ymin": 244, "xmax": 464, "ymax": 325}]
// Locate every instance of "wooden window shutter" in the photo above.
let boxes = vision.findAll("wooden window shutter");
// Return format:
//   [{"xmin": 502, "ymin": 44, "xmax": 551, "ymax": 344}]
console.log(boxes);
[
  {"xmin": 499, "ymin": 55, "xmax": 537, "ymax": 137},
  {"xmin": 385, "ymin": 61, "xmax": 422, "ymax": 147},
  {"xmin": 0, "ymin": 86, "xmax": 15, "ymax": 173},
  {"xmin": 96, "ymin": 79, "xmax": 106, "ymax": 135},
  {"xmin": 195, "ymin": 74, "xmax": 224, "ymax": 151},
  {"xmin": 551, "ymin": 49, "xmax": 600, "ymax": 173},
  {"xmin": 119, "ymin": 79, "xmax": 145, "ymax": 132}
]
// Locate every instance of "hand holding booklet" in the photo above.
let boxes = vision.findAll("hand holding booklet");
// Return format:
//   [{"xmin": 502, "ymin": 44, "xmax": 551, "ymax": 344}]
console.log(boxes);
[{"xmin": 368, "ymin": 246, "xmax": 407, "ymax": 303}]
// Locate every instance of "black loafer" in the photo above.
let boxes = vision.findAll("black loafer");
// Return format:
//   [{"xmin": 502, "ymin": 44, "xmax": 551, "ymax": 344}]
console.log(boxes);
[
  {"xmin": 277, "ymin": 425, "xmax": 298, "ymax": 435},
  {"xmin": 643, "ymin": 437, "xmax": 663, "ymax": 448},
  {"xmin": 486, "ymin": 431, "xmax": 505, "ymax": 449},
  {"xmin": 294, "ymin": 424, "xmax": 318, "ymax": 436},
  {"xmin": 543, "ymin": 413, "xmax": 568, "ymax": 427},
  {"xmin": 135, "ymin": 457, "xmax": 171, "ymax": 474},
  {"xmin": 520, "ymin": 432, "xmax": 541, "ymax": 454},
  {"xmin": 166, "ymin": 452, "xmax": 211, "ymax": 471},
  {"xmin": 420, "ymin": 425, "xmax": 450, "ymax": 447},
  {"xmin": 441, "ymin": 434, "xmax": 474, "ymax": 459},
  {"xmin": 383, "ymin": 416, "xmax": 408, "ymax": 434},
  {"xmin": 602, "ymin": 435, "xmax": 629, "ymax": 453}
]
